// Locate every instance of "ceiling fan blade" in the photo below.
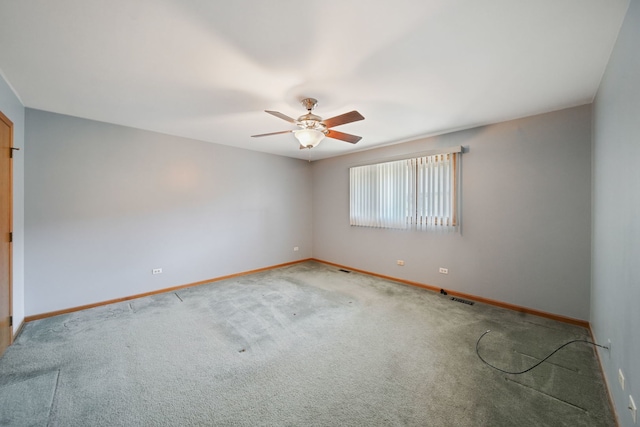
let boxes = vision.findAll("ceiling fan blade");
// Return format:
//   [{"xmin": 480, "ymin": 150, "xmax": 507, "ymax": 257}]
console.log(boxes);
[
  {"xmin": 265, "ymin": 110, "xmax": 296, "ymax": 123},
  {"xmin": 322, "ymin": 110, "xmax": 364, "ymax": 128},
  {"xmin": 326, "ymin": 129, "xmax": 362, "ymax": 144},
  {"xmin": 251, "ymin": 130, "xmax": 294, "ymax": 137}
]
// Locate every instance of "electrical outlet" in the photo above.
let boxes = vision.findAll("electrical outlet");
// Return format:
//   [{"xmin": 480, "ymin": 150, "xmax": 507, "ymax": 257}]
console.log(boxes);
[
  {"xmin": 439, "ymin": 267, "xmax": 449, "ymax": 274},
  {"xmin": 293, "ymin": 247, "xmax": 299, "ymax": 251},
  {"xmin": 397, "ymin": 260, "xmax": 405, "ymax": 266},
  {"xmin": 152, "ymin": 268, "xmax": 162, "ymax": 275},
  {"xmin": 619, "ymin": 369, "xmax": 625, "ymax": 390},
  {"xmin": 630, "ymin": 395, "xmax": 637, "ymax": 424}
]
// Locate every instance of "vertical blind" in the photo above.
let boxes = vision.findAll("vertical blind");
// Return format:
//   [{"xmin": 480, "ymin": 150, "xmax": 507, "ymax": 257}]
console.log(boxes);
[{"xmin": 350, "ymin": 151, "xmax": 459, "ymax": 231}]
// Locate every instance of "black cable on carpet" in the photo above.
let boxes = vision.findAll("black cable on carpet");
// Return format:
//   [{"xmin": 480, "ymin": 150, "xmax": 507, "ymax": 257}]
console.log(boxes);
[{"xmin": 476, "ymin": 330, "xmax": 609, "ymax": 375}]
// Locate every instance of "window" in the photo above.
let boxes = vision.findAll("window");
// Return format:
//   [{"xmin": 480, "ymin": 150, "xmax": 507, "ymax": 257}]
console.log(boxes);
[{"xmin": 349, "ymin": 150, "xmax": 460, "ymax": 231}]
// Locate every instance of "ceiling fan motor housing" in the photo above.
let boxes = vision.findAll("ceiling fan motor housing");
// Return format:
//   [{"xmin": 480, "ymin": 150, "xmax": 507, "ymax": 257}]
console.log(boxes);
[{"xmin": 297, "ymin": 113, "xmax": 326, "ymax": 132}]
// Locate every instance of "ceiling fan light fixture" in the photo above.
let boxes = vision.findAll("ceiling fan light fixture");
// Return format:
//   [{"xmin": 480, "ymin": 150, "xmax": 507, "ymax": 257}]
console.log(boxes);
[{"xmin": 294, "ymin": 128, "xmax": 325, "ymax": 148}]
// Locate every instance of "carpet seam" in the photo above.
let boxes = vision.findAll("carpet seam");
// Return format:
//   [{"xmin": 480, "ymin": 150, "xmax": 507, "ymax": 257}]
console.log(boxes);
[
  {"xmin": 46, "ymin": 369, "xmax": 61, "ymax": 427},
  {"xmin": 505, "ymin": 377, "xmax": 588, "ymax": 413}
]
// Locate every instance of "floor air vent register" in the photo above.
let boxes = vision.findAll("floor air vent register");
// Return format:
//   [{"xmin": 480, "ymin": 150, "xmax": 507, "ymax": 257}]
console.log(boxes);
[{"xmin": 450, "ymin": 297, "xmax": 474, "ymax": 306}]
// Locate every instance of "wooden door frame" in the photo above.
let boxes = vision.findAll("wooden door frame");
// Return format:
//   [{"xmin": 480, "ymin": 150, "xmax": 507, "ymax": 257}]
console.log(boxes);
[{"xmin": 0, "ymin": 109, "xmax": 13, "ymax": 350}]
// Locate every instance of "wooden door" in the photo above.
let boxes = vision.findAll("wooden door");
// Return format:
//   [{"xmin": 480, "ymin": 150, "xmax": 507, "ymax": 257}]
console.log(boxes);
[{"xmin": 0, "ymin": 111, "xmax": 13, "ymax": 356}]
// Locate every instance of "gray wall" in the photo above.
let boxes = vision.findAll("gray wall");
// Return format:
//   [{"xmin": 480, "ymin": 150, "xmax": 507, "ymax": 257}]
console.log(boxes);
[
  {"xmin": 25, "ymin": 109, "xmax": 312, "ymax": 315},
  {"xmin": 312, "ymin": 106, "xmax": 592, "ymax": 320},
  {"xmin": 0, "ymin": 72, "xmax": 25, "ymax": 333},
  {"xmin": 592, "ymin": 1, "xmax": 639, "ymax": 425}
]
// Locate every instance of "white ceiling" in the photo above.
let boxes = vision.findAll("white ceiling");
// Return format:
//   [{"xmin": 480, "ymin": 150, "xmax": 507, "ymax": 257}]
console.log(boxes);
[{"xmin": 0, "ymin": 1, "xmax": 630, "ymax": 161}]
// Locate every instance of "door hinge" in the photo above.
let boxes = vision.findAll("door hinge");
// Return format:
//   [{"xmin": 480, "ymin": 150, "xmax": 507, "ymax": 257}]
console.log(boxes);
[
  {"xmin": 9, "ymin": 316, "xmax": 12, "ymax": 327},
  {"xmin": 9, "ymin": 232, "xmax": 12, "ymax": 243}
]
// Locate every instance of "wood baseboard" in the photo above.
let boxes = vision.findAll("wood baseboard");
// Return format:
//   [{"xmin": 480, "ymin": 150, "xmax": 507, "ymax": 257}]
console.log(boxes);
[
  {"xmin": 588, "ymin": 327, "xmax": 619, "ymax": 426},
  {"xmin": 24, "ymin": 259, "xmax": 313, "ymax": 322},
  {"xmin": 312, "ymin": 258, "xmax": 590, "ymax": 328},
  {"xmin": 13, "ymin": 319, "xmax": 25, "ymax": 341},
  {"xmin": 24, "ymin": 257, "xmax": 589, "ymax": 330}
]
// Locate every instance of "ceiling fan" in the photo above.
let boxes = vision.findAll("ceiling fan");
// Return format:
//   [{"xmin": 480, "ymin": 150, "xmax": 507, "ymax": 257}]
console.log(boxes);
[{"xmin": 251, "ymin": 98, "xmax": 364, "ymax": 149}]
